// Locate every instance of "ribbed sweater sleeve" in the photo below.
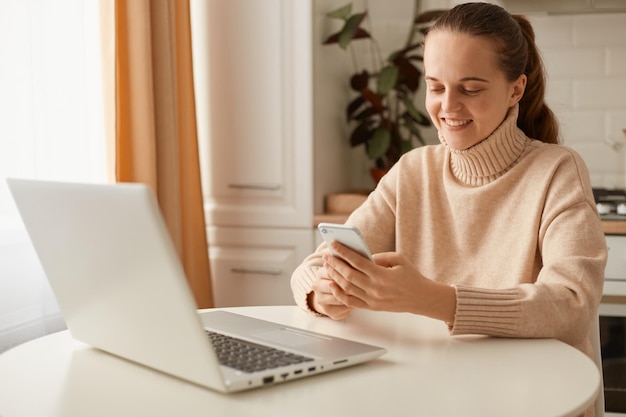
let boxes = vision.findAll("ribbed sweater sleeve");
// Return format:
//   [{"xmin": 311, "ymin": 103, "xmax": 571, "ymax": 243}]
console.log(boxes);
[
  {"xmin": 291, "ymin": 260, "xmax": 325, "ymax": 316},
  {"xmin": 451, "ymin": 286, "xmax": 520, "ymax": 336}
]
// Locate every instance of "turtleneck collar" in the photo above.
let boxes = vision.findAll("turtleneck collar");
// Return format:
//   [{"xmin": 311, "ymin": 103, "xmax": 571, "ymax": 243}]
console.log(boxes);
[{"xmin": 439, "ymin": 104, "xmax": 529, "ymax": 186}]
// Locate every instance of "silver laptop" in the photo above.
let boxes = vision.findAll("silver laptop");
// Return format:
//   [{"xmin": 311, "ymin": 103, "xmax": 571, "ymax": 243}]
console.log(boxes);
[{"xmin": 7, "ymin": 178, "xmax": 386, "ymax": 393}]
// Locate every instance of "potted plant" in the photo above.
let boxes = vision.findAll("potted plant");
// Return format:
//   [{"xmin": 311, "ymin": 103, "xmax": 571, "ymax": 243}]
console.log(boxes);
[{"xmin": 323, "ymin": 3, "xmax": 445, "ymax": 181}]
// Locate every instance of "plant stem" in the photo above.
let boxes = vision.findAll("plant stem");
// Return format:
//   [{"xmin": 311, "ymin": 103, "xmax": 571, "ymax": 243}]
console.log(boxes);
[{"xmin": 349, "ymin": 43, "xmax": 359, "ymax": 73}]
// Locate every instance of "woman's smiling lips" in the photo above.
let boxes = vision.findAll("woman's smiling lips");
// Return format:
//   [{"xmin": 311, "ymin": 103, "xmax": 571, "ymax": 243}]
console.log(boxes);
[{"xmin": 443, "ymin": 118, "xmax": 472, "ymax": 128}]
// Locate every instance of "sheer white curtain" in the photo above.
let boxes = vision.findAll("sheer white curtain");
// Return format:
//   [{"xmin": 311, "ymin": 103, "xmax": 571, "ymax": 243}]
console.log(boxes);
[{"xmin": 0, "ymin": 0, "xmax": 107, "ymax": 352}]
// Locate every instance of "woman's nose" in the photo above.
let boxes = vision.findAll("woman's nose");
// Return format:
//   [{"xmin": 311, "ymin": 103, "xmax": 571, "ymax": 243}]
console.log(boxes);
[{"xmin": 441, "ymin": 91, "xmax": 462, "ymax": 112}]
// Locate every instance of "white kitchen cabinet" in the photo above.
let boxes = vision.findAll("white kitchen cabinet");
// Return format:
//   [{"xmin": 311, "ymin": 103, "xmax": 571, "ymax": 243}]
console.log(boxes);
[
  {"xmin": 208, "ymin": 227, "xmax": 313, "ymax": 307},
  {"xmin": 192, "ymin": 0, "xmax": 313, "ymax": 229},
  {"xmin": 190, "ymin": 0, "xmax": 314, "ymax": 306}
]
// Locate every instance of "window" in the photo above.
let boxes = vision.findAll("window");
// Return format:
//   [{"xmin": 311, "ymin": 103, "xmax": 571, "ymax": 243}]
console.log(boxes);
[{"xmin": 0, "ymin": 0, "xmax": 107, "ymax": 352}]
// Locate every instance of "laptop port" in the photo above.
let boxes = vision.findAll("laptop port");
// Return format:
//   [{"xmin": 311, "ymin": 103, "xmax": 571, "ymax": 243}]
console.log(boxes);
[
  {"xmin": 263, "ymin": 376, "xmax": 274, "ymax": 384},
  {"xmin": 308, "ymin": 366, "xmax": 316, "ymax": 372},
  {"xmin": 294, "ymin": 369, "xmax": 303, "ymax": 375}
]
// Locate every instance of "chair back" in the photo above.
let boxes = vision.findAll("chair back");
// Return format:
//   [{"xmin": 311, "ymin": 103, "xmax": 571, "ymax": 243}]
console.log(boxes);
[{"xmin": 591, "ymin": 313, "xmax": 604, "ymax": 417}]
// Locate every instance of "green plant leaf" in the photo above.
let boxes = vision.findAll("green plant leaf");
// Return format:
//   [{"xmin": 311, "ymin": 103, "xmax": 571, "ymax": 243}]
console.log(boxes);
[
  {"xmin": 367, "ymin": 127, "xmax": 391, "ymax": 160},
  {"xmin": 352, "ymin": 106, "xmax": 379, "ymax": 122},
  {"xmin": 401, "ymin": 137, "xmax": 414, "ymax": 154},
  {"xmin": 323, "ymin": 28, "xmax": 371, "ymax": 45},
  {"xmin": 377, "ymin": 66, "xmax": 398, "ymax": 95},
  {"xmin": 361, "ymin": 88, "xmax": 385, "ymax": 112},
  {"xmin": 346, "ymin": 96, "xmax": 366, "ymax": 121},
  {"xmin": 403, "ymin": 117, "xmax": 427, "ymax": 146},
  {"xmin": 338, "ymin": 12, "xmax": 367, "ymax": 49},
  {"xmin": 350, "ymin": 71, "xmax": 369, "ymax": 91},
  {"xmin": 402, "ymin": 96, "xmax": 430, "ymax": 125},
  {"xmin": 394, "ymin": 58, "xmax": 421, "ymax": 92},
  {"xmin": 406, "ymin": 54, "xmax": 424, "ymax": 62},
  {"xmin": 350, "ymin": 121, "xmax": 373, "ymax": 147},
  {"xmin": 327, "ymin": 4, "xmax": 352, "ymax": 20}
]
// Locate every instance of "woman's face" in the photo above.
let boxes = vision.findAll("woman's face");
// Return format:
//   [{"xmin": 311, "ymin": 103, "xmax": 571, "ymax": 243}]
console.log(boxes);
[{"xmin": 423, "ymin": 30, "xmax": 526, "ymax": 150}]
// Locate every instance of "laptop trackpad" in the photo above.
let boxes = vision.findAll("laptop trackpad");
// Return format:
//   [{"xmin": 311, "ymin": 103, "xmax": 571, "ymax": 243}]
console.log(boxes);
[{"xmin": 254, "ymin": 328, "xmax": 330, "ymax": 347}]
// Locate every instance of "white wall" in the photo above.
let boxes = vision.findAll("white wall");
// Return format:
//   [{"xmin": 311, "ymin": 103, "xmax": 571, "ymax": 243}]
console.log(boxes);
[
  {"xmin": 313, "ymin": 1, "xmax": 626, "ymax": 215},
  {"xmin": 529, "ymin": 13, "xmax": 626, "ymax": 189}
]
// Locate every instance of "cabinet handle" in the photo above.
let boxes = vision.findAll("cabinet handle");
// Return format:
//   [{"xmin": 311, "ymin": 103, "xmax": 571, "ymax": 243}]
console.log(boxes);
[
  {"xmin": 228, "ymin": 183, "xmax": 281, "ymax": 191},
  {"xmin": 231, "ymin": 268, "xmax": 283, "ymax": 276}
]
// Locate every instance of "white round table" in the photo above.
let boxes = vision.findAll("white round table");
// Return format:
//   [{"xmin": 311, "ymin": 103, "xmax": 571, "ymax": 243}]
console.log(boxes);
[{"xmin": 0, "ymin": 306, "xmax": 600, "ymax": 417}]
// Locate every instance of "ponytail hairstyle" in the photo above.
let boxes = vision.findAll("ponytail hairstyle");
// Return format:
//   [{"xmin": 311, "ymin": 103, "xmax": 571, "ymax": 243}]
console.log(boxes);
[{"xmin": 427, "ymin": 3, "xmax": 559, "ymax": 144}]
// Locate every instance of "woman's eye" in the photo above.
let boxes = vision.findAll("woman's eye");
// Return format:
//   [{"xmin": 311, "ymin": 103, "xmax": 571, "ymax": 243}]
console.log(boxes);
[{"xmin": 462, "ymin": 88, "xmax": 481, "ymax": 95}]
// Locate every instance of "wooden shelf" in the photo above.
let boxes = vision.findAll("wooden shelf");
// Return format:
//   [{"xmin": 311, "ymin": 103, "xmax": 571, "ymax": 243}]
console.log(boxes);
[
  {"xmin": 602, "ymin": 220, "xmax": 626, "ymax": 235},
  {"xmin": 314, "ymin": 192, "xmax": 368, "ymax": 226}
]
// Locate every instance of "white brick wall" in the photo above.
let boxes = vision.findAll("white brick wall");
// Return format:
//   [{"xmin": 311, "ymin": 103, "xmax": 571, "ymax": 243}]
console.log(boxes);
[{"xmin": 530, "ymin": 13, "xmax": 626, "ymax": 188}]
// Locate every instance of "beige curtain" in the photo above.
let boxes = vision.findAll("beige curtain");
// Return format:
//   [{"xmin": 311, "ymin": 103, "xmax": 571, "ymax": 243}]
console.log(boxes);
[{"xmin": 113, "ymin": 0, "xmax": 213, "ymax": 308}]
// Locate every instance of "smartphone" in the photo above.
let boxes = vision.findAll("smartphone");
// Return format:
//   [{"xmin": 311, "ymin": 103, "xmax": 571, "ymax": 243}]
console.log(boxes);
[{"xmin": 317, "ymin": 223, "xmax": 373, "ymax": 261}]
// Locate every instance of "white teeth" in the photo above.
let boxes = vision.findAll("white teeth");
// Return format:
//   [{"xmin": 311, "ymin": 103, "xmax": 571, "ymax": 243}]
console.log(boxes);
[{"xmin": 445, "ymin": 119, "xmax": 470, "ymax": 127}]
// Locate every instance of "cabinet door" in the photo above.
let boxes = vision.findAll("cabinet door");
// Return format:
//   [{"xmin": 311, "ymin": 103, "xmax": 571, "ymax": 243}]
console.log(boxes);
[
  {"xmin": 191, "ymin": 0, "xmax": 312, "ymax": 228},
  {"xmin": 208, "ymin": 226, "xmax": 314, "ymax": 307}
]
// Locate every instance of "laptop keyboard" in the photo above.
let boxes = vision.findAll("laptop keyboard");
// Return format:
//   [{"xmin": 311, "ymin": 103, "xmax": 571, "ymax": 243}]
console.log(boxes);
[{"xmin": 206, "ymin": 331, "xmax": 314, "ymax": 373}]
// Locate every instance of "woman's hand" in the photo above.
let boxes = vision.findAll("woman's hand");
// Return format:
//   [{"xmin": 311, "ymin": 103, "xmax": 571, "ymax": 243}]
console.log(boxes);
[
  {"xmin": 308, "ymin": 264, "xmax": 353, "ymax": 320},
  {"xmin": 323, "ymin": 241, "xmax": 456, "ymax": 323}
]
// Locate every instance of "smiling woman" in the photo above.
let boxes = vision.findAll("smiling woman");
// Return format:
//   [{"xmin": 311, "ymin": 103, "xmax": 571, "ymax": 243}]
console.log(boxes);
[
  {"xmin": 0, "ymin": 0, "xmax": 107, "ymax": 352},
  {"xmin": 291, "ymin": 4, "xmax": 605, "ymax": 416}
]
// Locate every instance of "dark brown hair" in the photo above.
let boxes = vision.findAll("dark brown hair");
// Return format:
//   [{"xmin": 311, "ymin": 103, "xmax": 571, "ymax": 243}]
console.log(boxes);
[{"xmin": 426, "ymin": 2, "xmax": 559, "ymax": 144}]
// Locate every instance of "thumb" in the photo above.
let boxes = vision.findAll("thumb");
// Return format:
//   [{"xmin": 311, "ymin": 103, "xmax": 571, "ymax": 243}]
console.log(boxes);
[{"xmin": 372, "ymin": 251, "xmax": 402, "ymax": 268}]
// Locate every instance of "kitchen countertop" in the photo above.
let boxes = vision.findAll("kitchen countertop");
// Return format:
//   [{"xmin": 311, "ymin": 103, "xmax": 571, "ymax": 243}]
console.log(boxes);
[
  {"xmin": 601, "ymin": 220, "xmax": 626, "ymax": 235},
  {"xmin": 315, "ymin": 216, "xmax": 626, "ymax": 236},
  {"xmin": 317, "ymin": 191, "xmax": 626, "ymax": 235}
]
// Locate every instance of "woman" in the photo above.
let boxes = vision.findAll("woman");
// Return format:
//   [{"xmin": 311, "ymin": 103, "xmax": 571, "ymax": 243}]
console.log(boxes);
[{"xmin": 292, "ymin": 3, "xmax": 606, "ymax": 414}]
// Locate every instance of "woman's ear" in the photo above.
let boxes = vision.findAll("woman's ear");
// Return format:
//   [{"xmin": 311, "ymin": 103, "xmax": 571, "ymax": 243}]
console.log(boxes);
[{"xmin": 509, "ymin": 74, "xmax": 527, "ymax": 106}]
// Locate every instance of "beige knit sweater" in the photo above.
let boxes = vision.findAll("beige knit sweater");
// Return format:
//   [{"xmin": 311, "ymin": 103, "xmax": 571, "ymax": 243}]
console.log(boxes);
[{"xmin": 291, "ymin": 106, "xmax": 607, "ymax": 364}]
